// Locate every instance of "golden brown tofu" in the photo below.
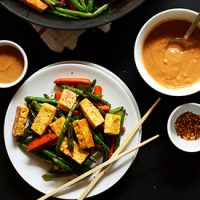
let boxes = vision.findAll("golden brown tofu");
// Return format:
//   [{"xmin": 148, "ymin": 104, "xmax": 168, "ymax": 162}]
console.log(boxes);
[
  {"xmin": 104, "ymin": 113, "xmax": 121, "ymax": 135},
  {"xmin": 19, "ymin": 0, "xmax": 48, "ymax": 12},
  {"xmin": 12, "ymin": 106, "xmax": 29, "ymax": 136},
  {"xmin": 79, "ymin": 98, "xmax": 104, "ymax": 128},
  {"xmin": 31, "ymin": 103, "xmax": 56, "ymax": 135},
  {"xmin": 73, "ymin": 118, "xmax": 94, "ymax": 149},
  {"xmin": 49, "ymin": 116, "xmax": 65, "ymax": 137},
  {"xmin": 57, "ymin": 89, "xmax": 77, "ymax": 112},
  {"xmin": 60, "ymin": 137, "xmax": 89, "ymax": 164}
]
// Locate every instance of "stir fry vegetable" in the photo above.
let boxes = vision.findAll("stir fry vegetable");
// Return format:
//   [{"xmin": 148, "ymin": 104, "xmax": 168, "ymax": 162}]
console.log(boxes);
[
  {"xmin": 18, "ymin": 0, "xmax": 118, "ymax": 19},
  {"xmin": 12, "ymin": 77, "xmax": 126, "ymax": 180}
]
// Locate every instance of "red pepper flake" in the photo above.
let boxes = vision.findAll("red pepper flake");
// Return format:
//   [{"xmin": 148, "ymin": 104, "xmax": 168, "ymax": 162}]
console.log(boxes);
[{"xmin": 174, "ymin": 112, "xmax": 200, "ymax": 140}]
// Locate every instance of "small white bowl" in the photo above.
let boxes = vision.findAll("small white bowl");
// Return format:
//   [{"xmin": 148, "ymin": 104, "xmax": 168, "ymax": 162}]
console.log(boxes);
[
  {"xmin": 134, "ymin": 8, "xmax": 200, "ymax": 96},
  {"xmin": 0, "ymin": 40, "xmax": 28, "ymax": 88},
  {"xmin": 167, "ymin": 103, "xmax": 200, "ymax": 152}
]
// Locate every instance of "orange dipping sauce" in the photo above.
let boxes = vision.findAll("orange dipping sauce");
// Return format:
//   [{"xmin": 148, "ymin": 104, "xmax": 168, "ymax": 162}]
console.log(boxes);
[
  {"xmin": 0, "ymin": 46, "xmax": 24, "ymax": 83},
  {"xmin": 143, "ymin": 20, "xmax": 200, "ymax": 89}
]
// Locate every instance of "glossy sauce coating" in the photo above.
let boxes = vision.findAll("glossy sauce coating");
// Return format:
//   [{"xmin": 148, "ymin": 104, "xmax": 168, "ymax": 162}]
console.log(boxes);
[
  {"xmin": 143, "ymin": 20, "xmax": 200, "ymax": 89},
  {"xmin": 0, "ymin": 46, "xmax": 24, "ymax": 83}
]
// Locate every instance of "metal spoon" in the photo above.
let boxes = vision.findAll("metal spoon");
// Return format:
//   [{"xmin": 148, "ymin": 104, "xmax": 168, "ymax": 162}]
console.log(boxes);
[{"xmin": 169, "ymin": 11, "xmax": 200, "ymax": 48}]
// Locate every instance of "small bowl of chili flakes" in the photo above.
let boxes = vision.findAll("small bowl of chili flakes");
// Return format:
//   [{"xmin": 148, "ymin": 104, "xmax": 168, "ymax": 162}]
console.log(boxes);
[{"xmin": 167, "ymin": 103, "xmax": 200, "ymax": 152}]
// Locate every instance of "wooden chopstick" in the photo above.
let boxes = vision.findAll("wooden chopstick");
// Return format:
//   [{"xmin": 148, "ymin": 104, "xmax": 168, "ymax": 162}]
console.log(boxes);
[
  {"xmin": 78, "ymin": 97, "xmax": 161, "ymax": 200},
  {"xmin": 38, "ymin": 98, "xmax": 161, "ymax": 200},
  {"xmin": 38, "ymin": 134, "xmax": 159, "ymax": 200}
]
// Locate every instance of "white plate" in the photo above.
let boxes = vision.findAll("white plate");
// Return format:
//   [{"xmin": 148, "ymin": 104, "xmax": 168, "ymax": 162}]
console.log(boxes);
[{"xmin": 4, "ymin": 61, "xmax": 141, "ymax": 199}]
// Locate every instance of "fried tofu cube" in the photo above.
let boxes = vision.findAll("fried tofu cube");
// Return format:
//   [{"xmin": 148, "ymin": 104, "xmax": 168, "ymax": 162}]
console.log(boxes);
[
  {"xmin": 60, "ymin": 137, "xmax": 89, "ymax": 164},
  {"xmin": 104, "ymin": 113, "xmax": 121, "ymax": 135},
  {"xmin": 12, "ymin": 106, "xmax": 29, "ymax": 136},
  {"xmin": 31, "ymin": 103, "xmax": 56, "ymax": 135},
  {"xmin": 19, "ymin": 0, "xmax": 48, "ymax": 12},
  {"xmin": 49, "ymin": 116, "xmax": 65, "ymax": 137},
  {"xmin": 57, "ymin": 89, "xmax": 77, "ymax": 112},
  {"xmin": 79, "ymin": 98, "xmax": 104, "ymax": 128},
  {"xmin": 73, "ymin": 118, "xmax": 94, "ymax": 149}
]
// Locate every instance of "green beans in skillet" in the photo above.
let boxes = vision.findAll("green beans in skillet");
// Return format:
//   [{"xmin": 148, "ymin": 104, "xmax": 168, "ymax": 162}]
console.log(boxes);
[{"xmin": 18, "ymin": 0, "xmax": 117, "ymax": 20}]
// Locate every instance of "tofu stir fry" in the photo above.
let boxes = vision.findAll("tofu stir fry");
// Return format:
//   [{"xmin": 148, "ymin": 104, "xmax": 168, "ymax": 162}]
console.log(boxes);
[
  {"xmin": 12, "ymin": 78, "xmax": 126, "ymax": 180},
  {"xmin": 18, "ymin": 0, "xmax": 118, "ymax": 19}
]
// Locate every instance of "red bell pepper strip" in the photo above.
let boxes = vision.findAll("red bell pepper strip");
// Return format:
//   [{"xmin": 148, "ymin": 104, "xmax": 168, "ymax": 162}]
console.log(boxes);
[
  {"xmin": 27, "ymin": 132, "xmax": 58, "ymax": 151},
  {"xmin": 108, "ymin": 136, "xmax": 116, "ymax": 159},
  {"xmin": 65, "ymin": 0, "xmax": 77, "ymax": 10},
  {"xmin": 93, "ymin": 85, "xmax": 102, "ymax": 95},
  {"xmin": 99, "ymin": 105, "xmax": 110, "ymax": 112},
  {"xmin": 54, "ymin": 91, "xmax": 62, "ymax": 100},
  {"xmin": 54, "ymin": 78, "xmax": 91, "ymax": 85}
]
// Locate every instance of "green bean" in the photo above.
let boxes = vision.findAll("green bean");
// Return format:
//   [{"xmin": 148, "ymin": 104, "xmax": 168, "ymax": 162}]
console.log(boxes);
[
  {"xmin": 67, "ymin": 123, "xmax": 74, "ymax": 152},
  {"xmin": 19, "ymin": 144, "xmax": 52, "ymax": 163},
  {"xmin": 70, "ymin": 0, "xmax": 87, "ymax": 12},
  {"xmin": 27, "ymin": 103, "xmax": 36, "ymax": 121},
  {"xmin": 42, "ymin": 149, "xmax": 76, "ymax": 172},
  {"xmin": 92, "ymin": 131, "xmax": 109, "ymax": 152},
  {"xmin": 92, "ymin": 3, "xmax": 109, "ymax": 18},
  {"xmin": 43, "ymin": 0, "xmax": 57, "ymax": 6},
  {"xmin": 23, "ymin": 133, "xmax": 37, "ymax": 144},
  {"xmin": 59, "ymin": 84, "xmax": 85, "ymax": 96},
  {"xmin": 103, "ymin": 149, "xmax": 109, "ymax": 162},
  {"xmin": 42, "ymin": 173, "xmax": 71, "ymax": 181},
  {"xmin": 86, "ymin": 79, "xmax": 96, "ymax": 93},
  {"xmin": 47, "ymin": 8, "xmax": 79, "ymax": 19},
  {"xmin": 48, "ymin": 165, "xmax": 70, "ymax": 174},
  {"xmin": 55, "ymin": 7, "xmax": 93, "ymax": 18},
  {"xmin": 31, "ymin": 100, "xmax": 41, "ymax": 113},
  {"xmin": 109, "ymin": 106, "xmax": 123, "ymax": 114},
  {"xmin": 93, "ymin": 103, "xmax": 106, "ymax": 117},
  {"xmin": 28, "ymin": 99, "xmax": 58, "ymax": 122},
  {"xmin": 94, "ymin": 129, "xmax": 104, "ymax": 141},
  {"xmin": 17, "ymin": 125, "xmax": 34, "ymax": 143},
  {"xmin": 55, "ymin": 3, "xmax": 109, "ymax": 18},
  {"xmin": 43, "ymin": 149, "xmax": 89, "ymax": 173},
  {"xmin": 26, "ymin": 100, "xmax": 41, "ymax": 123},
  {"xmin": 25, "ymin": 96, "xmax": 58, "ymax": 105},
  {"xmin": 84, "ymin": 150, "xmax": 102, "ymax": 167},
  {"xmin": 114, "ymin": 109, "xmax": 126, "ymax": 151},
  {"xmin": 56, "ymin": 98, "xmax": 81, "ymax": 151},
  {"xmin": 44, "ymin": 149, "xmax": 85, "ymax": 172},
  {"xmin": 43, "ymin": 93, "xmax": 51, "ymax": 98},
  {"xmin": 56, "ymin": 109, "xmax": 65, "ymax": 118},
  {"xmin": 70, "ymin": 114, "xmax": 82, "ymax": 122},
  {"xmin": 79, "ymin": 0, "xmax": 86, "ymax": 8},
  {"xmin": 43, "ymin": 0, "xmax": 65, "ymax": 6},
  {"xmin": 87, "ymin": 0, "xmax": 94, "ymax": 12},
  {"xmin": 52, "ymin": 157, "xmax": 73, "ymax": 171},
  {"xmin": 89, "ymin": 151, "xmax": 102, "ymax": 162},
  {"xmin": 85, "ymin": 91, "xmax": 111, "ymax": 106}
]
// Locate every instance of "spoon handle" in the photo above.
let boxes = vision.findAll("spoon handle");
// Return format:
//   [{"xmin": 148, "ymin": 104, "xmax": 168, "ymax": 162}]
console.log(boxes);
[{"xmin": 184, "ymin": 11, "xmax": 200, "ymax": 40}]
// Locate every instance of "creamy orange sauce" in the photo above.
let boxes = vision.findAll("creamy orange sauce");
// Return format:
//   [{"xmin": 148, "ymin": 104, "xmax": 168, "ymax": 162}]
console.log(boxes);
[
  {"xmin": 143, "ymin": 20, "xmax": 200, "ymax": 89},
  {"xmin": 0, "ymin": 46, "xmax": 24, "ymax": 83}
]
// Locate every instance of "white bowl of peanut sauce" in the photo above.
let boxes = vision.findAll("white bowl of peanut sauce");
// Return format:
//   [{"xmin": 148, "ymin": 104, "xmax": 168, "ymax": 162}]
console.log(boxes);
[
  {"xmin": 134, "ymin": 8, "xmax": 200, "ymax": 96},
  {"xmin": 0, "ymin": 40, "xmax": 28, "ymax": 88}
]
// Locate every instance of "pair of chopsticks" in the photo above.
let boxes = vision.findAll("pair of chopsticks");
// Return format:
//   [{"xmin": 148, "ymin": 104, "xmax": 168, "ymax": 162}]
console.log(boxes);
[{"xmin": 38, "ymin": 98, "xmax": 161, "ymax": 200}]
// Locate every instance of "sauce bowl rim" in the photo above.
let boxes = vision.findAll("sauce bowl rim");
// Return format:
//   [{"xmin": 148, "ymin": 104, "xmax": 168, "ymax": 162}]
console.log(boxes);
[
  {"xmin": 0, "ymin": 40, "xmax": 28, "ymax": 88},
  {"xmin": 134, "ymin": 8, "xmax": 200, "ymax": 96}
]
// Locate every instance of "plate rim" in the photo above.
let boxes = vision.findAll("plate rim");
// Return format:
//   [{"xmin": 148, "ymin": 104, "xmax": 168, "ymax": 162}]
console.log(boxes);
[{"xmin": 4, "ymin": 61, "xmax": 141, "ymax": 199}]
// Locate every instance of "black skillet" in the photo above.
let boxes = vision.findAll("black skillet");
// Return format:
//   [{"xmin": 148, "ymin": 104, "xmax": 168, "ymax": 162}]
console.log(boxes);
[{"xmin": 0, "ymin": 0, "xmax": 145, "ymax": 30}]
